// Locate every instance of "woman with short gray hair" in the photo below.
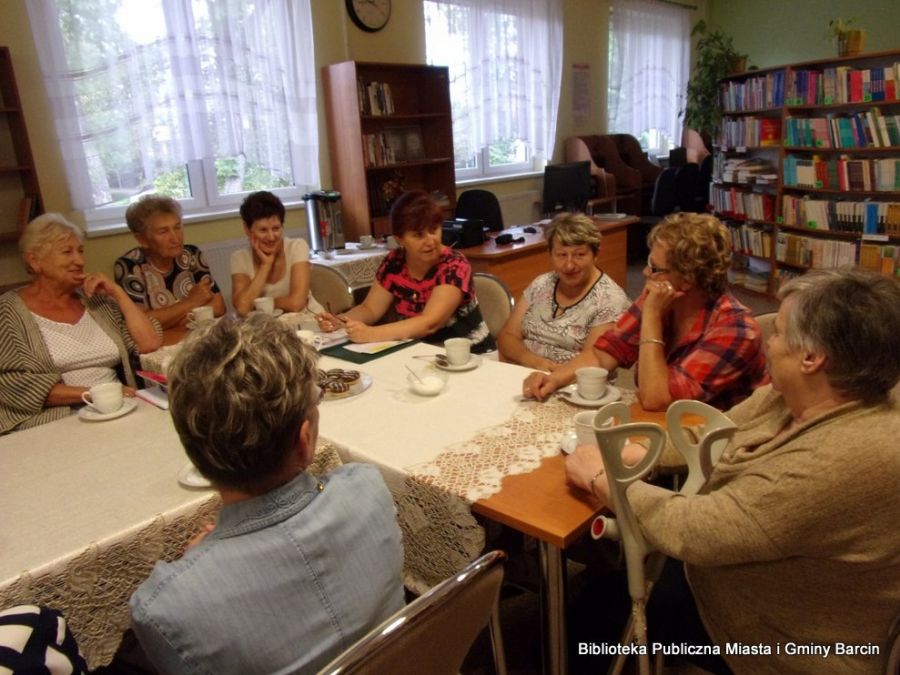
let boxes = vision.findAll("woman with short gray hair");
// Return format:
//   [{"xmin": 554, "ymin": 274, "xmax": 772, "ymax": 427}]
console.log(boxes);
[{"xmin": 0, "ymin": 213, "xmax": 162, "ymax": 434}]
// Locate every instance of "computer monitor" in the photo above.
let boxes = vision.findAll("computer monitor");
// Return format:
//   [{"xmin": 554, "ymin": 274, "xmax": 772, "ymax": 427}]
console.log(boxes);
[{"xmin": 542, "ymin": 161, "xmax": 593, "ymax": 215}]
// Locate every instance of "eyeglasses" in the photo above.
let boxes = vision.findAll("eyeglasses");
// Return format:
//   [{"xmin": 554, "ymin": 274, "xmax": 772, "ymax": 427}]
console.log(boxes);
[{"xmin": 646, "ymin": 255, "xmax": 670, "ymax": 276}]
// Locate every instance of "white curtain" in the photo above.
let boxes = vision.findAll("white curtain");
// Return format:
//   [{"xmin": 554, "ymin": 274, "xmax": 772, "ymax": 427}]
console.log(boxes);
[
  {"xmin": 608, "ymin": 0, "xmax": 691, "ymax": 156},
  {"xmin": 26, "ymin": 0, "xmax": 318, "ymax": 210},
  {"xmin": 425, "ymin": 0, "xmax": 563, "ymax": 164}
]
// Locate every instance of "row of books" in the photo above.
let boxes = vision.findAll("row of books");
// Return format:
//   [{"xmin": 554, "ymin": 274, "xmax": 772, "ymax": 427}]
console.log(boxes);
[
  {"xmin": 775, "ymin": 231, "xmax": 857, "ymax": 268},
  {"xmin": 773, "ymin": 267, "xmax": 801, "ymax": 292},
  {"xmin": 784, "ymin": 110, "xmax": 900, "ymax": 149},
  {"xmin": 785, "ymin": 64, "xmax": 898, "ymax": 106},
  {"xmin": 356, "ymin": 79, "xmax": 395, "ymax": 116},
  {"xmin": 859, "ymin": 243, "xmax": 900, "ymax": 276},
  {"xmin": 727, "ymin": 222, "xmax": 774, "ymax": 258},
  {"xmin": 711, "ymin": 186, "xmax": 775, "ymax": 222},
  {"xmin": 729, "ymin": 254, "xmax": 772, "ymax": 293},
  {"xmin": 713, "ymin": 156, "xmax": 778, "ymax": 184},
  {"xmin": 783, "ymin": 155, "xmax": 900, "ymax": 192},
  {"xmin": 721, "ymin": 71, "xmax": 786, "ymax": 112},
  {"xmin": 361, "ymin": 127, "xmax": 426, "ymax": 168},
  {"xmin": 781, "ymin": 196, "xmax": 900, "ymax": 235},
  {"xmin": 717, "ymin": 117, "xmax": 782, "ymax": 148}
]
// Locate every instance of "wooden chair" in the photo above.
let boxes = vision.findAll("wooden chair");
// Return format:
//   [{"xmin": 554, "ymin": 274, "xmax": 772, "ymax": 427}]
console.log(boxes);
[
  {"xmin": 473, "ymin": 272, "xmax": 515, "ymax": 340},
  {"xmin": 310, "ymin": 264, "xmax": 354, "ymax": 314},
  {"xmin": 317, "ymin": 550, "xmax": 508, "ymax": 675}
]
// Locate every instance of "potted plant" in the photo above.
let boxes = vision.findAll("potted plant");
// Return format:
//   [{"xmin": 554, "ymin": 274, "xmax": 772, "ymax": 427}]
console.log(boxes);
[
  {"xmin": 682, "ymin": 20, "xmax": 748, "ymax": 139},
  {"xmin": 828, "ymin": 17, "xmax": 865, "ymax": 57}
]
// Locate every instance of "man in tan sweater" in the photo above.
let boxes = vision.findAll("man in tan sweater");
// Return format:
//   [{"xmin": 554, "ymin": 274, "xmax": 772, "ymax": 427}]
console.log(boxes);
[{"xmin": 567, "ymin": 268, "xmax": 900, "ymax": 674}]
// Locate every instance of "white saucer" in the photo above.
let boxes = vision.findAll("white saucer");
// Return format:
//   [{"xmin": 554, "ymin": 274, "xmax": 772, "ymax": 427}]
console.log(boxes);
[
  {"xmin": 558, "ymin": 384, "xmax": 622, "ymax": 408},
  {"xmin": 178, "ymin": 463, "xmax": 212, "ymax": 489},
  {"xmin": 435, "ymin": 354, "xmax": 482, "ymax": 372},
  {"xmin": 560, "ymin": 430, "xmax": 578, "ymax": 454},
  {"xmin": 78, "ymin": 397, "xmax": 138, "ymax": 422}
]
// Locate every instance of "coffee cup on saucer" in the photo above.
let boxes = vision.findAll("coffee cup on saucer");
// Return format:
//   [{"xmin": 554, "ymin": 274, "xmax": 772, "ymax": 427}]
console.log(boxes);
[
  {"xmin": 573, "ymin": 411, "xmax": 600, "ymax": 447},
  {"xmin": 385, "ymin": 235, "xmax": 400, "ymax": 250},
  {"xmin": 444, "ymin": 338, "xmax": 472, "ymax": 366},
  {"xmin": 188, "ymin": 306, "xmax": 214, "ymax": 323},
  {"xmin": 359, "ymin": 235, "xmax": 374, "ymax": 249},
  {"xmin": 82, "ymin": 382, "xmax": 124, "ymax": 414},
  {"xmin": 575, "ymin": 367, "xmax": 608, "ymax": 400},
  {"xmin": 253, "ymin": 297, "xmax": 275, "ymax": 314}
]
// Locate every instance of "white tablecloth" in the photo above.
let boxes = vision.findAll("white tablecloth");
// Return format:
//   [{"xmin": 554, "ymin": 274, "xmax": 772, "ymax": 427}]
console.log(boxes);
[{"xmin": 312, "ymin": 243, "xmax": 387, "ymax": 289}]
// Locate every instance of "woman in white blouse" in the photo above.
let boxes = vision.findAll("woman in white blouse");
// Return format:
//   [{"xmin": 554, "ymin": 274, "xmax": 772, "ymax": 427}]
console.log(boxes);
[
  {"xmin": 0, "ymin": 214, "xmax": 162, "ymax": 434},
  {"xmin": 497, "ymin": 212, "xmax": 630, "ymax": 370},
  {"xmin": 230, "ymin": 191, "xmax": 324, "ymax": 318}
]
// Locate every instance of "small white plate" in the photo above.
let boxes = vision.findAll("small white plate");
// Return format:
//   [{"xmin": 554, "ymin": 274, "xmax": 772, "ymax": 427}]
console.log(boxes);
[
  {"xmin": 560, "ymin": 430, "xmax": 578, "ymax": 454},
  {"xmin": 178, "ymin": 463, "xmax": 212, "ymax": 489},
  {"xmin": 78, "ymin": 397, "xmax": 138, "ymax": 422},
  {"xmin": 558, "ymin": 384, "xmax": 622, "ymax": 408},
  {"xmin": 435, "ymin": 354, "xmax": 483, "ymax": 372},
  {"xmin": 322, "ymin": 372, "xmax": 373, "ymax": 401}
]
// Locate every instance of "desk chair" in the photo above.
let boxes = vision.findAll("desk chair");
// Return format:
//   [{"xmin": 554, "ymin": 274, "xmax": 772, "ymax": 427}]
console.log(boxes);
[
  {"xmin": 590, "ymin": 401, "xmax": 737, "ymax": 675},
  {"xmin": 317, "ymin": 550, "xmax": 508, "ymax": 675},
  {"xmin": 473, "ymin": 272, "xmax": 515, "ymax": 340},
  {"xmin": 311, "ymin": 264, "xmax": 354, "ymax": 314},
  {"xmin": 456, "ymin": 189, "xmax": 504, "ymax": 232}
]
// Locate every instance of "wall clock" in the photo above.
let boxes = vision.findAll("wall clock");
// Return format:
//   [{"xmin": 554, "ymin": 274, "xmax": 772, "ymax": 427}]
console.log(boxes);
[{"xmin": 346, "ymin": 0, "xmax": 392, "ymax": 33}]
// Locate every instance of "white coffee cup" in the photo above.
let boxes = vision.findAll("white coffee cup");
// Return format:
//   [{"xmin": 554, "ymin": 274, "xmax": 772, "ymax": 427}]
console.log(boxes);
[
  {"xmin": 81, "ymin": 382, "xmax": 124, "ymax": 414},
  {"xmin": 359, "ymin": 235, "xmax": 374, "ymax": 249},
  {"xmin": 253, "ymin": 297, "xmax": 275, "ymax": 314},
  {"xmin": 444, "ymin": 338, "xmax": 472, "ymax": 366},
  {"xmin": 386, "ymin": 235, "xmax": 400, "ymax": 250},
  {"xmin": 575, "ymin": 367, "xmax": 609, "ymax": 400},
  {"xmin": 574, "ymin": 411, "xmax": 600, "ymax": 447},
  {"xmin": 189, "ymin": 306, "xmax": 214, "ymax": 323}
]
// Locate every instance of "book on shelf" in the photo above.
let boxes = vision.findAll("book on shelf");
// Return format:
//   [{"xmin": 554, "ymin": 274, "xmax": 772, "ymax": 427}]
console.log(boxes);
[{"xmin": 358, "ymin": 80, "xmax": 395, "ymax": 116}]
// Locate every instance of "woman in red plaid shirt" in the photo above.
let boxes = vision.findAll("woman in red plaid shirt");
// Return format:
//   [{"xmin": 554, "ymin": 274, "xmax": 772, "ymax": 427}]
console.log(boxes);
[{"xmin": 523, "ymin": 213, "xmax": 768, "ymax": 411}]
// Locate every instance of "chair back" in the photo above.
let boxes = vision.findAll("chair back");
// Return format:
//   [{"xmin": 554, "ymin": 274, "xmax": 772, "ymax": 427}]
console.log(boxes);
[
  {"xmin": 650, "ymin": 167, "xmax": 678, "ymax": 217},
  {"xmin": 317, "ymin": 550, "xmax": 508, "ymax": 675},
  {"xmin": 310, "ymin": 264, "xmax": 354, "ymax": 314},
  {"xmin": 755, "ymin": 312, "xmax": 777, "ymax": 345},
  {"xmin": 456, "ymin": 189, "xmax": 504, "ymax": 232},
  {"xmin": 473, "ymin": 272, "xmax": 514, "ymax": 339}
]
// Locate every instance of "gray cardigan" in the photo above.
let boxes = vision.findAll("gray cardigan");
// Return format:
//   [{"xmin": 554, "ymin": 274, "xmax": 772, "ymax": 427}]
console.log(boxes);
[{"xmin": 0, "ymin": 290, "xmax": 152, "ymax": 434}]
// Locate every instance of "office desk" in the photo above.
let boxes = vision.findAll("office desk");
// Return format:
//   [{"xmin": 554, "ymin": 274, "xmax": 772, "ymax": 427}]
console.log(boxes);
[{"xmin": 459, "ymin": 217, "xmax": 639, "ymax": 301}]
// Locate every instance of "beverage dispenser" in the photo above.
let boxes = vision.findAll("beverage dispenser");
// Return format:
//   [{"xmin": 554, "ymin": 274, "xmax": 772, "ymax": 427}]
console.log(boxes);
[{"xmin": 302, "ymin": 190, "xmax": 345, "ymax": 252}]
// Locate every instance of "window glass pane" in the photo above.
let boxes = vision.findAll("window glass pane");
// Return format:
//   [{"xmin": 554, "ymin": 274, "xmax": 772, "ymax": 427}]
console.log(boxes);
[
  {"xmin": 487, "ymin": 138, "xmax": 527, "ymax": 168},
  {"xmin": 214, "ymin": 155, "xmax": 294, "ymax": 196}
]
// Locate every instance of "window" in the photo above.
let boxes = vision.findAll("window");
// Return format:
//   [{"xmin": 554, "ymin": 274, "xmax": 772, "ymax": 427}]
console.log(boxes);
[
  {"xmin": 26, "ymin": 0, "xmax": 319, "ymax": 230},
  {"xmin": 607, "ymin": 0, "xmax": 691, "ymax": 158},
  {"xmin": 424, "ymin": 0, "xmax": 562, "ymax": 180}
]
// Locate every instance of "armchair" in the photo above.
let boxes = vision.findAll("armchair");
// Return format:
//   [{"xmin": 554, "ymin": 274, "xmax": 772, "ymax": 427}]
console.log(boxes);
[
  {"xmin": 610, "ymin": 134, "xmax": 662, "ymax": 215},
  {"xmin": 565, "ymin": 135, "xmax": 641, "ymax": 215},
  {"xmin": 563, "ymin": 136, "xmax": 618, "ymax": 210}
]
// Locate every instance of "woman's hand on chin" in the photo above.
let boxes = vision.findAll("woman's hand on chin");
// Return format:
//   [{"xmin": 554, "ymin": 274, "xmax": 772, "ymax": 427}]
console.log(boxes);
[
  {"xmin": 82, "ymin": 273, "xmax": 120, "ymax": 300},
  {"xmin": 251, "ymin": 236, "xmax": 276, "ymax": 266}
]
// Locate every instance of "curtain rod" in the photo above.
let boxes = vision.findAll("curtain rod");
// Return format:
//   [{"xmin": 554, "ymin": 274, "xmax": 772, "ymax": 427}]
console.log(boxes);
[{"xmin": 655, "ymin": 0, "xmax": 699, "ymax": 11}]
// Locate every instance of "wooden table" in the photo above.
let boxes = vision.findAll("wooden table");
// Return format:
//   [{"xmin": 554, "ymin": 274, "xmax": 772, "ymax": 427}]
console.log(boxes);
[
  {"xmin": 459, "ymin": 217, "xmax": 639, "ymax": 301},
  {"xmin": 473, "ymin": 402, "xmax": 668, "ymax": 675}
]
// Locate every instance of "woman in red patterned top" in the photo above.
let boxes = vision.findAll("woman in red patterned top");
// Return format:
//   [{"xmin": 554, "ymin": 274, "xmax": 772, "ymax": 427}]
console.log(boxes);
[{"xmin": 318, "ymin": 191, "xmax": 494, "ymax": 352}]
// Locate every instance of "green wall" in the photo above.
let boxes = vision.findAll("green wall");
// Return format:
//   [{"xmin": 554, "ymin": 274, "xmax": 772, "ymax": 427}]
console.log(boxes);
[{"xmin": 710, "ymin": 0, "xmax": 900, "ymax": 68}]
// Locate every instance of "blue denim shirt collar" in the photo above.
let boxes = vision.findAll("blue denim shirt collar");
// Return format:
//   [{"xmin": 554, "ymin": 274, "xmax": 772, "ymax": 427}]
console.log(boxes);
[{"xmin": 212, "ymin": 472, "xmax": 324, "ymax": 539}]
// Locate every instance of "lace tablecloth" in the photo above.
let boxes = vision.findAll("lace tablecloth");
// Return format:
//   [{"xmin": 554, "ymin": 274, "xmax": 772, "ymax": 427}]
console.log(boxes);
[
  {"xmin": 312, "ymin": 244, "xmax": 387, "ymax": 289},
  {"xmin": 318, "ymin": 343, "xmax": 635, "ymax": 592}
]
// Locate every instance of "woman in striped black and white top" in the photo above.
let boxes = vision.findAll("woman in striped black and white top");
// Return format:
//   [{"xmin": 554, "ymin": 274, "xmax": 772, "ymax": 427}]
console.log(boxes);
[{"xmin": 0, "ymin": 214, "xmax": 162, "ymax": 434}]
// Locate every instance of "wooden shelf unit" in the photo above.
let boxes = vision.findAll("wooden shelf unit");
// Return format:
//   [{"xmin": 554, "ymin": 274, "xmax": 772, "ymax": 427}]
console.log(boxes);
[
  {"xmin": 714, "ymin": 49, "xmax": 900, "ymax": 296},
  {"xmin": 0, "ymin": 47, "xmax": 42, "ymax": 243},
  {"xmin": 322, "ymin": 61, "xmax": 457, "ymax": 240}
]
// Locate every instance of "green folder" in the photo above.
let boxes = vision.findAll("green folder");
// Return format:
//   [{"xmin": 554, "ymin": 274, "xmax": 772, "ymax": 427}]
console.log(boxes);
[{"xmin": 319, "ymin": 339, "xmax": 419, "ymax": 364}]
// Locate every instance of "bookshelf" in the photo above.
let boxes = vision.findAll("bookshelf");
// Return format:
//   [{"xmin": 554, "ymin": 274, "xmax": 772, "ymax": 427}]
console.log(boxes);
[
  {"xmin": 322, "ymin": 61, "xmax": 457, "ymax": 240},
  {"xmin": 713, "ymin": 49, "xmax": 900, "ymax": 297},
  {"xmin": 0, "ymin": 47, "xmax": 42, "ymax": 245}
]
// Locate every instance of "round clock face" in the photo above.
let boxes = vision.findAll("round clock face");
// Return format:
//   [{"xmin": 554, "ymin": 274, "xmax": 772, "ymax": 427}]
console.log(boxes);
[{"xmin": 347, "ymin": 0, "xmax": 391, "ymax": 33}]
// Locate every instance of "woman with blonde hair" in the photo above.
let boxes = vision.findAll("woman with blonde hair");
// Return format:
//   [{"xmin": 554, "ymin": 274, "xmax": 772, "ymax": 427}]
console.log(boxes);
[
  {"xmin": 0, "ymin": 214, "xmax": 161, "ymax": 433},
  {"xmin": 498, "ymin": 212, "xmax": 630, "ymax": 370},
  {"xmin": 524, "ymin": 213, "xmax": 768, "ymax": 411}
]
